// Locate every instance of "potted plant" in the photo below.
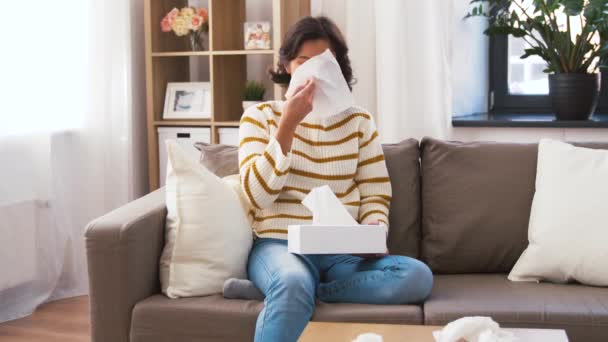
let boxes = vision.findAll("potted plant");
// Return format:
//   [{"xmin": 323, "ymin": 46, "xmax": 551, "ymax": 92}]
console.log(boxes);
[
  {"xmin": 243, "ymin": 81, "xmax": 266, "ymax": 110},
  {"xmin": 467, "ymin": 0, "xmax": 608, "ymax": 120}
]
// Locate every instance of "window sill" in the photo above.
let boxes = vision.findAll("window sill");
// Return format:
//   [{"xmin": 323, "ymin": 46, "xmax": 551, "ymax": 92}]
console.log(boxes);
[{"xmin": 452, "ymin": 112, "xmax": 608, "ymax": 128}]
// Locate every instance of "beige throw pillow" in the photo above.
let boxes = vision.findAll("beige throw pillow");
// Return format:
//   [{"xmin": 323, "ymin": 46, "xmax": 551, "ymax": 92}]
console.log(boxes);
[
  {"xmin": 509, "ymin": 139, "xmax": 608, "ymax": 286},
  {"xmin": 160, "ymin": 141, "xmax": 252, "ymax": 299}
]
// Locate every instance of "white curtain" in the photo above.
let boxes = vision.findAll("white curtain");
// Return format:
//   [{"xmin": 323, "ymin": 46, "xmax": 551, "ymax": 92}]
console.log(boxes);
[
  {"xmin": 313, "ymin": 0, "xmax": 454, "ymax": 142},
  {"xmin": 0, "ymin": 0, "xmax": 147, "ymax": 322}
]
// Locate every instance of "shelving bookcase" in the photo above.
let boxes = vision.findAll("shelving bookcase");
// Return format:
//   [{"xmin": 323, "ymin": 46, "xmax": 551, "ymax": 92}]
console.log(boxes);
[{"xmin": 144, "ymin": 0, "xmax": 310, "ymax": 190}]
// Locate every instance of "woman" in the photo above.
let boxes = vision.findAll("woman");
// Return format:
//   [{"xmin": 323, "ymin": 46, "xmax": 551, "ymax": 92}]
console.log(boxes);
[{"xmin": 238, "ymin": 16, "xmax": 433, "ymax": 342}]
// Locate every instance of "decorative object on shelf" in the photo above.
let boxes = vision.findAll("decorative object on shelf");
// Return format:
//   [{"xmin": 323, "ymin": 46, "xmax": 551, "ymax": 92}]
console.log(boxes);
[
  {"xmin": 161, "ymin": 7, "xmax": 209, "ymax": 51},
  {"xmin": 244, "ymin": 21, "xmax": 272, "ymax": 50},
  {"xmin": 163, "ymin": 82, "xmax": 211, "ymax": 120},
  {"xmin": 242, "ymin": 80, "xmax": 266, "ymax": 110},
  {"xmin": 467, "ymin": 0, "xmax": 608, "ymax": 120}
]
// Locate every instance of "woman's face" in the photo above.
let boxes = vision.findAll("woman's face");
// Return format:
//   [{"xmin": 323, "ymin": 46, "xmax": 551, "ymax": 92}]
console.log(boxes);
[{"xmin": 286, "ymin": 39, "xmax": 332, "ymax": 75}]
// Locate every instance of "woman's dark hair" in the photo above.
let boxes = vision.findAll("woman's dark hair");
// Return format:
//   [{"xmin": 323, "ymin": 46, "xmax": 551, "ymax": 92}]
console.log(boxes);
[{"xmin": 269, "ymin": 16, "xmax": 354, "ymax": 90}]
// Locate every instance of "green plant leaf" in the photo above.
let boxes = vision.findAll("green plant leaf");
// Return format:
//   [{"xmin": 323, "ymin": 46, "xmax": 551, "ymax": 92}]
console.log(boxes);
[
  {"xmin": 467, "ymin": 0, "xmax": 608, "ymax": 73},
  {"xmin": 243, "ymin": 81, "xmax": 266, "ymax": 101},
  {"xmin": 560, "ymin": 0, "xmax": 584, "ymax": 16}
]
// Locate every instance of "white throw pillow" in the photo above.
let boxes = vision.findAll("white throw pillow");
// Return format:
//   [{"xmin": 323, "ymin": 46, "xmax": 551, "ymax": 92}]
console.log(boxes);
[
  {"xmin": 509, "ymin": 139, "xmax": 608, "ymax": 286},
  {"xmin": 160, "ymin": 141, "xmax": 252, "ymax": 299}
]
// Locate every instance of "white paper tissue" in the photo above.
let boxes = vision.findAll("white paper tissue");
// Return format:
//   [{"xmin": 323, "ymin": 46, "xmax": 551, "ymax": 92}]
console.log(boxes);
[
  {"xmin": 285, "ymin": 48, "xmax": 355, "ymax": 118},
  {"xmin": 351, "ymin": 332, "xmax": 383, "ymax": 342},
  {"xmin": 301, "ymin": 185, "xmax": 358, "ymax": 226},
  {"xmin": 433, "ymin": 317, "xmax": 518, "ymax": 342}
]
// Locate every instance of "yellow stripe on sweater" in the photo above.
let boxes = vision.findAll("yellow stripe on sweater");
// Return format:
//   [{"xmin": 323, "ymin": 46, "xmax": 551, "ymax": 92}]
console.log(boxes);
[
  {"xmin": 362, "ymin": 194, "xmax": 392, "ymax": 201},
  {"xmin": 252, "ymin": 163, "xmax": 282, "ymax": 195},
  {"xmin": 360, "ymin": 131, "xmax": 378, "ymax": 148},
  {"xmin": 275, "ymin": 198, "xmax": 302, "ymax": 204},
  {"xmin": 243, "ymin": 166, "xmax": 261, "ymax": 209},
  {"xmin": 357, "ymin": 177, "xmax": 390, "ymax": 185},
  {"xmin": 360, "ymin": 198, "xmax": 390, "ymax": 209},
  {"xmin": 299, "ymin": 113, "xmax": 371, "ymax": 131},
  {"xmin": 256, "ymin": 228, "xmax": 289, "ymax": 235},
  {"xmin": 282, "ymin": 186, "xmax": 311, "ymax": 194},
  {"xmin": 239, "ymin": 153, "xmax": 261, "ymax": 168},
  {"xmin": 357, "ymin": 155, "xmax": 385, "ymax": 168},
  {"xmin": 281, "ymin": 183, "xmax": 358, "ymax": 198},
  {"xmin": 263, "ymin": 152, "xmax": 289, "ymax": 176},
  {"xmin": 295, "ymin": 132, "xmax": 363, "ymax": 146},
  {"xmin": 292, "ymin": 150, "xmax": 359, "ymax": 163},
  {"xmin": 360, "ymin": 210, "xmax": 387, "ymax": 222},
  {"xmin": 343, "ymin": 201, "xmax": 361, "ymax": 206},
  {"xmin": 251, "ymin": 212, "xmax": 312, "ymax": 222},
  {"xmin": 240, "ymin": 116, "xmax": 278, "ymax": 129},
  {"xmin": 239, "ymin": 137, "xmax": 269, "ymax": 147},
  {"xmin": 290, "ymin": 169, "xmax": 356, "ymax": 181},
  {"xmin": 257, "ymin": 103, "xmax": 282, "ymax": 116}
]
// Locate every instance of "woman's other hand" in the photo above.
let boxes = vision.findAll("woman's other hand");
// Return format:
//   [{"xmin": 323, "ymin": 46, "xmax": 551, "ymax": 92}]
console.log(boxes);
[{"xmin": 353, "ymin": 221, "xmax": 389, "ymax": 259}]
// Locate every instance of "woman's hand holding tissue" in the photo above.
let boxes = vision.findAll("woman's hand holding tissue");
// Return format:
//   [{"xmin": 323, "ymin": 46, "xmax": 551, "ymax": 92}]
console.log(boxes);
[
  {"xmin": 275, "ymin": 77, "xmax": 316, "ymax": 154},
  {"xmin": 353, "ymin": 221, "xmax": 389, "ymax": 259}
]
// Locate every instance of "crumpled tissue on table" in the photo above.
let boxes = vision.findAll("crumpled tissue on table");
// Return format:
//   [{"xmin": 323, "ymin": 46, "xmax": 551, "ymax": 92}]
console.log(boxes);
[
  {"xmin": 301, "ymin": 185, "xmax": 358, "ymax": 226},
  {"xmin": 285, "ymin": 48, "xmax": 355, "ymax": 118},
  {"xmin": 351, "ymin": 332, "xmax": 383, "ymax": 342},
  {"xmin": 433, "ymin": 317, "xmax": 519, "ymax": 342}
]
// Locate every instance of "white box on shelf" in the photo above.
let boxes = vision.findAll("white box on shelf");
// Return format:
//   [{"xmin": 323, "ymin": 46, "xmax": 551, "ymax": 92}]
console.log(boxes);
[
  {"xmin": 287, "ymin": 225, "xmax": 387, "ymax": 255},
  {"xmin": 218, "ymin": 127, "xmax": 239, "ymax": 146},
  {"xmin": 157, "ymin": 127, "xmax": 211, "ymax": 187}
]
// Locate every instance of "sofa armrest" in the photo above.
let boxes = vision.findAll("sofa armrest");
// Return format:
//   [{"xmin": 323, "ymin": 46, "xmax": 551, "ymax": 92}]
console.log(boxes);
[{"xmin": 85, "ymin": 188, "xmax": 166, "ymax": 342}]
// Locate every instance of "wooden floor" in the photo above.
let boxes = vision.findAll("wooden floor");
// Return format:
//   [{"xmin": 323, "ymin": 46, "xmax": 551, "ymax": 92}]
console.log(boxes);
[{"xmin": 0, "ymin": 296, "xmax": 90, "ymax": 342}]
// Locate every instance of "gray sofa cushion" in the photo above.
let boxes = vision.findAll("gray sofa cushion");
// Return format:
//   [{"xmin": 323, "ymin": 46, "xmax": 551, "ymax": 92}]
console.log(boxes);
[
  {"xmin": 424, "ymin": 274, "xmax": 608, "ymax": 342},
  {"xmin": 382, "ymin": 139, "xmax": 421, "ymax": 258},
  {"xmin": 419, "ymin": 138, "xmax": 608, "ymax": 274},
  {"xmin": 420, "ymin": 138, "xmax": 538, "ymax": 274},
  {"xmin": 194, "ymin": 142, "xmax": 239, "ymax": 178},
  {"xmin": 195, "ymin": 139, "xmax": 422, "ymax": 258},
  {"xmin": 130, "ymin": 295, "xmax": 422, "ymax": 342}
]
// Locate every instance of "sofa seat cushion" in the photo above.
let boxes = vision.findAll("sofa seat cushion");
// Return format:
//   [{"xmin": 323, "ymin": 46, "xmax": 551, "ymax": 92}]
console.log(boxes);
[
  {"xmin": 130, "ymin": 294, "xmax": 423, "ymax": 342},
  {"xmin": 424, "ymin": 274, "xmax": 608, "ymax": 342}
]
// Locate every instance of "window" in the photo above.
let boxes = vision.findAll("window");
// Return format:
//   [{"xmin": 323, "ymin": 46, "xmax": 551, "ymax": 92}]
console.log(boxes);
[
  {"xmin": 490, "ymin": 18, "xmax": 608, "ymax": 113},
  {"xmin": 0, "ymin": 1, "xmax": 88, "ymax": 137}
]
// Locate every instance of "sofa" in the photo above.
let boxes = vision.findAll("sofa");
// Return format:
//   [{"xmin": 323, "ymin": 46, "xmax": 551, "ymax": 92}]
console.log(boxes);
[{"xmin": 85, "ymin": 137, "xmax": 608, "ymax": 342}]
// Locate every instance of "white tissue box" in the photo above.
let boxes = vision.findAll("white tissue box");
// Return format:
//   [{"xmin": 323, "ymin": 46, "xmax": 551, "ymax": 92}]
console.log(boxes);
[{"xmin": 288, "ymin": 225, "xmax": 387, "ymax": 254}]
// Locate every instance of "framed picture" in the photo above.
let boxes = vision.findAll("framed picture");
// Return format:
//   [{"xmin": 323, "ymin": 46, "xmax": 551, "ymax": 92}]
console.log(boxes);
[
  {"xmin": 244, "ymin": 21, "xmax": 271, "ymax": 50},
  {"xmin": 163, "ymin": 82, "xmax": 211, "ymax": 119}
]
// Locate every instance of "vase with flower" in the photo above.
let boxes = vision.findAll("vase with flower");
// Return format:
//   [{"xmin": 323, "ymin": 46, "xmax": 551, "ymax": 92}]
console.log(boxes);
[{"xmin": 161, "ymin": 7, "xmax": 209, "ymax": 51}]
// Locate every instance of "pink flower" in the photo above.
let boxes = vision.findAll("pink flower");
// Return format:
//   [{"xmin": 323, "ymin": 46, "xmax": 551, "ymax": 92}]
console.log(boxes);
[
  {"xmin": 167, "ymin": 8, "xmax": 179, "ymax": 21},
  {"xmin": 190, "ymin": 15, "xmax": 203, "ymax": 30},
  {"xmin": 161, "ymin": 17, "xmax": 172, "ymax": 32},
  {"xmin": 161, "ymin": 8, "xmax": 179, "ymax": 33},
  {"xmin": 198, "ymin": 8, "xmax": 208, "ymax": 22}
]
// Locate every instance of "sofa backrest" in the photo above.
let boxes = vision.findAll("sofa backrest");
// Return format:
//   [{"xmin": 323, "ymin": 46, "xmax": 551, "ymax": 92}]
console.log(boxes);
[
  {"xmin": 419, "ymin": 137, "xmax": 608, "ymax": 274},
  {"xmin": 195, "ymin": 139, "xmax": 423, "ymax": 258},
  {"xmin": 382, "ymin": 139, "xmax": 421, "ymax": 258}
]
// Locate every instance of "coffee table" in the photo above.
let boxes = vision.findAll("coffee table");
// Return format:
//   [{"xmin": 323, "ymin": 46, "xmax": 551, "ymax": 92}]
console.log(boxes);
[{"xmin": 299, "ymin": 322, "xmax": 568, "ymax": 342}]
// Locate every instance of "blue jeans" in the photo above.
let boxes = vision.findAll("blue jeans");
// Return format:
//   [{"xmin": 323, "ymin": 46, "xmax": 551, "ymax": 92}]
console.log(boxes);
[{"xmin": 248, "ymin": 238, "xmax": 433, "ymax": 342}]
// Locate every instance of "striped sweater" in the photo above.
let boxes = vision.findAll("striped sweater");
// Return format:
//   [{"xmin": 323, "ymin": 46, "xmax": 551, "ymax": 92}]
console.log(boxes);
[{"xmin": 238, "ymin": 101, "xmax": 392, "ymax": 240}]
